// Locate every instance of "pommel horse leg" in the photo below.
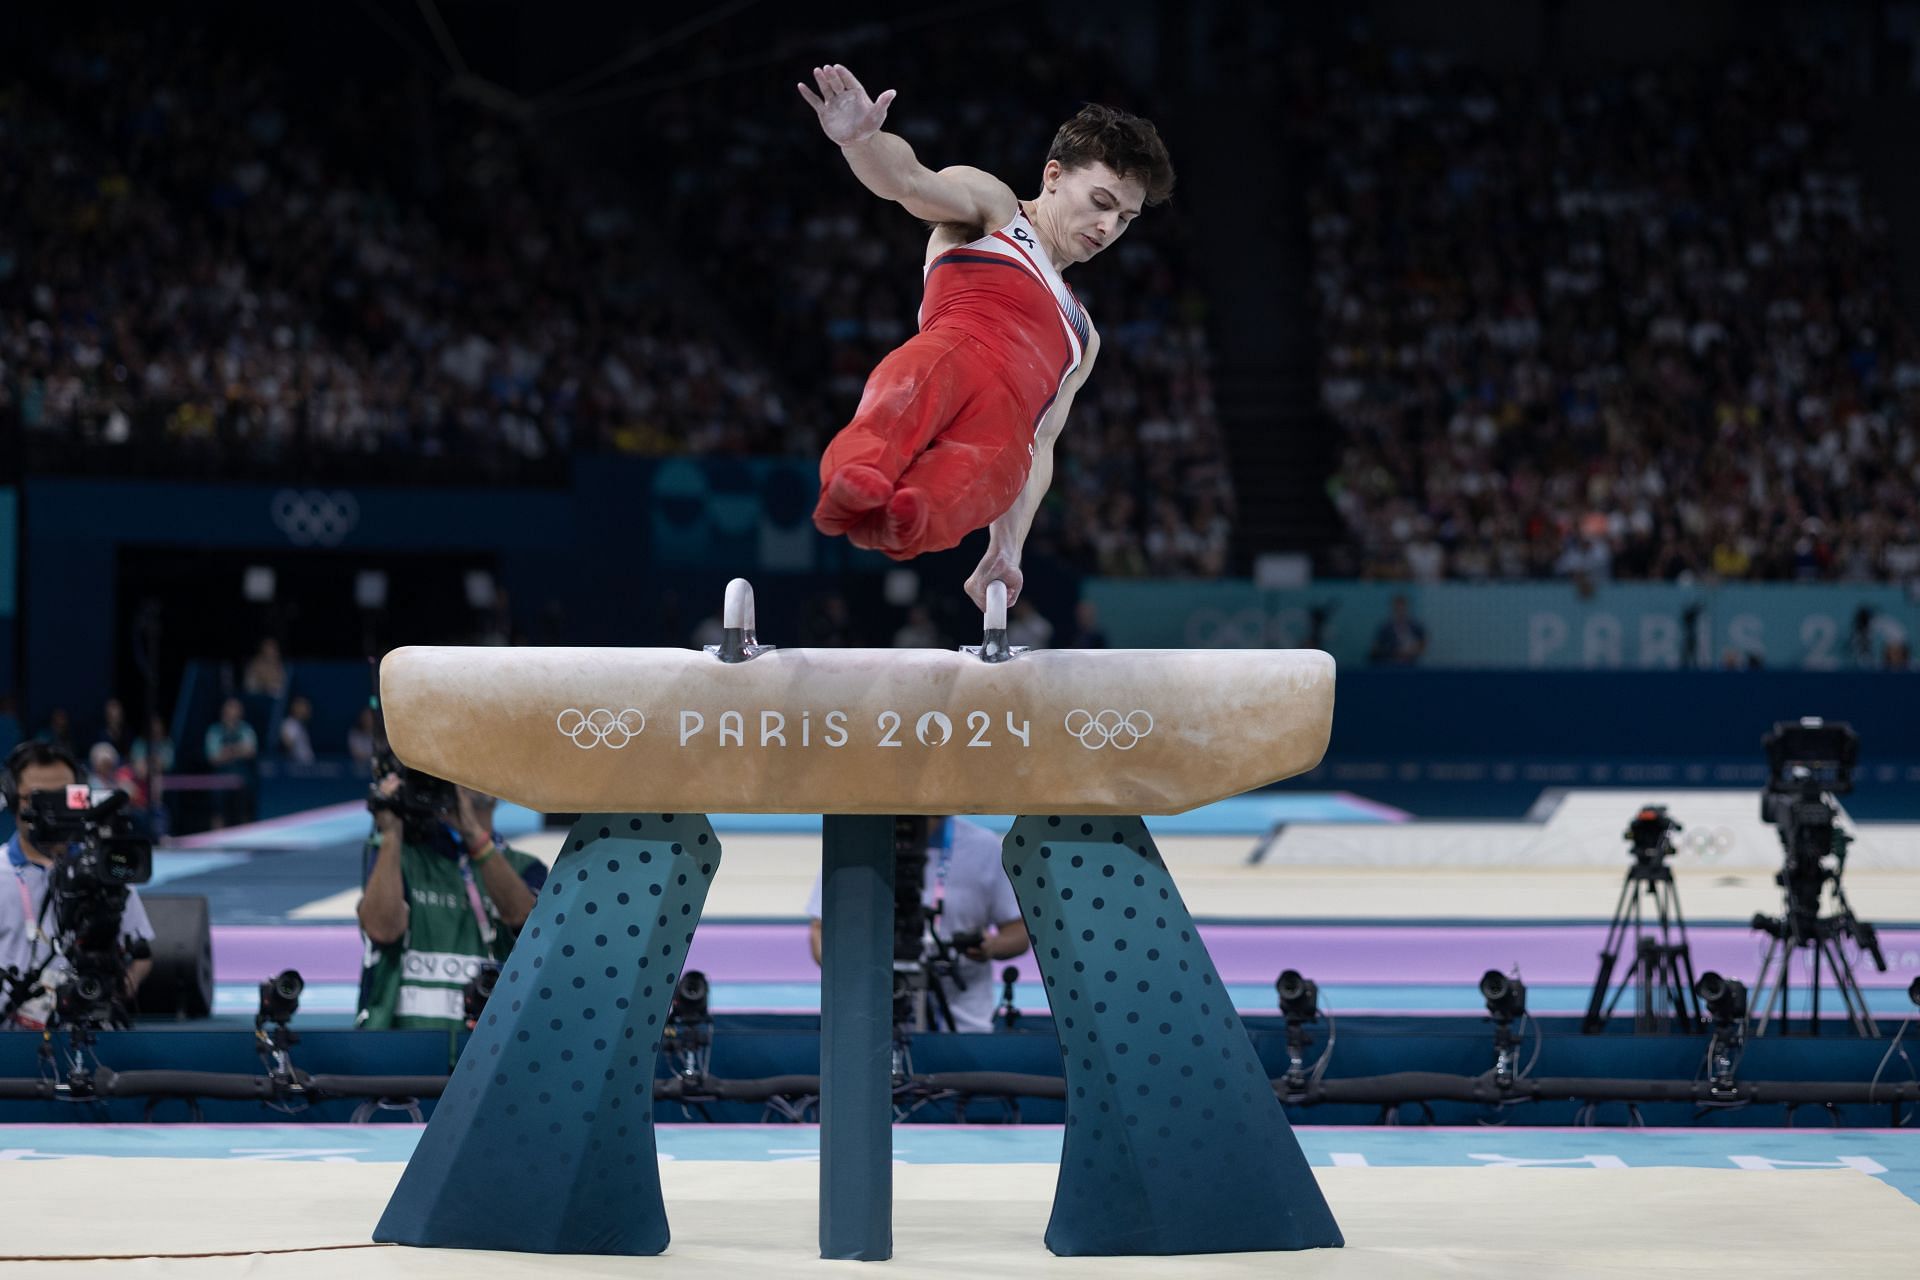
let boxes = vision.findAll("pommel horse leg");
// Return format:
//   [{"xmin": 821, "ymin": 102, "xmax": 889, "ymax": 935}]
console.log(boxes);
[
  {"xmin": 1005, "ymin": 815, "xmax": 1343, "ymax": 1255},
  {"xmin": 817, "ymin": 814, "xmax": 895, "ymax": 1260},
  {"xmin": 374, "ymin": 813, "xmax": 722, "ymax": 1254}
]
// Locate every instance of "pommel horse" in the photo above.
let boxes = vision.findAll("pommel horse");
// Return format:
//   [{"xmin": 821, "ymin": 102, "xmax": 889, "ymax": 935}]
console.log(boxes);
[{"xmin": 373, "ymin": 579, "xmax": 1344, "ymax": 1259}]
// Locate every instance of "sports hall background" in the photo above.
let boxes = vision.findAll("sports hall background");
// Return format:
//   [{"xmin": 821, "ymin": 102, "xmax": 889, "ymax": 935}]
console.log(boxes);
[{"xmin": 3, "ymin": 0, "xmax": 1920, "ymax": 1270}]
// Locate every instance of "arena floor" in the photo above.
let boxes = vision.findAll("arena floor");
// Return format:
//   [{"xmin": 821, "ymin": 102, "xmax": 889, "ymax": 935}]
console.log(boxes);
[
  {"xmin": 12, "ymin": 796, "xmax": 1910, "ymax": 1274},
  {"xmin": 5, "ymin": 1125, "xmax": 1919, "ymax": 1277}
]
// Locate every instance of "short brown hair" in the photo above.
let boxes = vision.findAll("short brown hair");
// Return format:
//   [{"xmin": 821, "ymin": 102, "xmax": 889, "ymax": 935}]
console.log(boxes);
[{"xmin": 1047, "ymin": 104, "xmax": 1175, "ymax": 206}]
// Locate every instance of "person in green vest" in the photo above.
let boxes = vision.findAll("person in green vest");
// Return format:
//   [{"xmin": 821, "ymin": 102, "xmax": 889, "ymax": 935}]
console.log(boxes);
[{"xmin": 355, "ymin": 769, "xmax": 547, "ymax": 1030}]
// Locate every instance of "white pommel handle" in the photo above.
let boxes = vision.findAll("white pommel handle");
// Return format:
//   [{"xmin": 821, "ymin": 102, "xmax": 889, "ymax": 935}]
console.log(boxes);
[
  {"xmin": 984, "ymin": 580, "xmax": 1008, "ymax": 633},
  {"xmin": 723, "ymin": 578, "xmax": 756, "ymax": 632}
]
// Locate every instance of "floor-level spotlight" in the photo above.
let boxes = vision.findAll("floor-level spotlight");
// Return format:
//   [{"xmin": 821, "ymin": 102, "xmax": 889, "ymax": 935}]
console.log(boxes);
[
  {"xmin": 254, "ymin": 969, "xmax": 305, "ymax": 1082},
  {"xmin": 1277, "ymin": 969, "xmax": 1320, "ymax": 1022},
  {"xmin": 664, "ymin": 970, "xmax": 713, "ymax": 1082},
  {"xmin": 256, "ymin": 969, "xmax": 303, "ymax": 1028},
  {"xmin": 462, "ymin": 961, "xmax": 501, "ymax": 1029},
  {"xmin": 1694, "ymin": 970, "xmax": 1747, "ymax": 1093},
  {"xmin": 1480, "ymin": 969, "xmax": 1527, "ymax": 1021},
  {"xmin": 1276, "ymin": 969, "xmax": 1322, "ymax": 1093},
  {"xmin": 1695, "ymin": 970, "xmax": 1749, "ymax": 1026},
  {"xmin": 1479, "ymin": 969, "xmax": 1527, "ymax": 1088}
]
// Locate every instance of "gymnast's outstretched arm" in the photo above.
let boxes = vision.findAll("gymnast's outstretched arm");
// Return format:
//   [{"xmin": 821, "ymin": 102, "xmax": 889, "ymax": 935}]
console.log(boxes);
[
  {"xmin": 965, "ymin": 330, "xmax": 1102, "ymax": 612},
  {"xmin": 798, "ymin": 63, "xmax": 1017, "ymax": 228}
]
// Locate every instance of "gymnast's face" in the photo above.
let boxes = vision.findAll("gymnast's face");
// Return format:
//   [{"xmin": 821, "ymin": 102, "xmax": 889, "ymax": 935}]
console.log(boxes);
[{"xmin": 1042, "ymin": 160, "xmax": 1145, "ymax": 263}]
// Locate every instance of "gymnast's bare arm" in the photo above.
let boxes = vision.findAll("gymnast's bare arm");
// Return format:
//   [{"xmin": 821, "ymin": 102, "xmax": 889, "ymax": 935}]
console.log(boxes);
[
  {"xmin": 798, "ymin": 63, "xmax": 1017, "ymax": 228},
  {"xmin": 965, "ymin": 328, "xmax": 1101, "ymax": 613}
]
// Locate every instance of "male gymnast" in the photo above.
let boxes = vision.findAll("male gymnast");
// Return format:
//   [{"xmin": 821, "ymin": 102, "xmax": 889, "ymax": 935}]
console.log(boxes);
[{"xmin": 798, "ymin": 63, "xmax": 1174, "ymax": 609}]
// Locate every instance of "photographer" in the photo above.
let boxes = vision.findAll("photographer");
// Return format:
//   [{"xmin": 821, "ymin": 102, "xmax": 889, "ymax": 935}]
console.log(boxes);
[
  {"xmin": 2, "ymin": 742, "xmax": 154, "ymax": 1030},
  {"xmin": 355, "ymin": 766, "xmax": 547, "ymax": 1030},
  {"xmin": 804, "ymin": 816, "xmax": 1028, "ymax": 1032}
]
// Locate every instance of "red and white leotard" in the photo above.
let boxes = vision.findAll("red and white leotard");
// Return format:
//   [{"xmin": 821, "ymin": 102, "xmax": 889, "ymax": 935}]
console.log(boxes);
[
  {"xmin": 918, "ymin": 207, "xmax": 1092, "ymax": 417},
  {"xmin": 813, "ymin": 209, "xmax": 1095, "ymax": 559}
]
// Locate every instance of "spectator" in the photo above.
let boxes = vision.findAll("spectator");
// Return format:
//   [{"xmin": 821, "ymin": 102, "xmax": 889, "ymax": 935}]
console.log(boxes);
[
  {"xmin": 243, "ymin": 640, "xmax": 287, "ymax": 698},
  {"xmin": 204, "ymin": 698, "xmax": 259, "ymax": 828},
  {"xmin": 98, "ymin": 698, "xmax": 132, "ymax": 758},
  {"xmin": 800, "ymin": 594, "xmax": 859, "ymax": 648},
  {"xmin": 892, "ymin": 605, "xmax": 941, "ymax": 649},
  {"xmin": 347, "ymin": 708, "xmax": 379, "ymax": 769},
  {"xmin": 279, "ymin": 696, "xmax": 316, "ymax": 764},
  {"xmin": 1067, "ymin": 599, "xmax": 1110, "ymax": 648},
  {"xmin": 128, "ymin": 715, "xmax": 175, "ymax": 785},
  {"xmin": 1007, "ymin": 599, "xmax": 1055, "ymax": 651},
  {"xmin": 36, "ymin": 708, "xmax": 75, "ymax": 755},
  {"xmin": 86, "ymin": 743, "xmax": 124, "ymax": 793},
  {"xmin": 1368, "ymin": 595, "xmax": 1428, "ymax": 666}
]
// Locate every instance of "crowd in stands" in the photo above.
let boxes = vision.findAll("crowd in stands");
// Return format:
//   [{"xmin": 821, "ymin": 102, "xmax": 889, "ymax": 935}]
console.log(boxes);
[
  {"xmin": 0, "ymin": 15, "xmax": 1233, "ymax": 574},
  {"xmin": 1299, "ymin": 43, "xmax": 1920, "ymax": 584},
  {"xmin": 0, "ymin": 24, "xmax": 790, "ymax": 482}
]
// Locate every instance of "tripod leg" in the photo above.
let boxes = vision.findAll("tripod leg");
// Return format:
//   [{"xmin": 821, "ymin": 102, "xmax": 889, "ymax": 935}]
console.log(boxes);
[
  {"xmin": 1823, "ymin": 936, "xmax": 1879, "ymax": 1038},
  {"xmin": 1662, "ymin": 880, "xmax": 1701, "ymax": 1024},
  {"xmin": 1750, "ymin": 935, "xmax": 1781, "ymax": 1037},
  {"xmin": 1811, "ymin": 939, "xmax": 1821, "ymax": 1037},
  {"xmin": 1582, "ymin": 875, "xmax": 1628, "ymax": 1036}
]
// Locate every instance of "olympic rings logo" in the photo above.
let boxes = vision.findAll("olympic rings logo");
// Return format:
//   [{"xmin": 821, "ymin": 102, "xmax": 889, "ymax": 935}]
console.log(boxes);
[
  {"xmin": 1678, "ymin": 827, "xmax": 1735, "ymax": 861},
  {"xmin": 270, "ymin": 489, "xmax": 361, "ymax": 546},
  {"xmin": 557, "ymin": 708, "xmax": 646, "ymax": 749},
  {"xmin": 1063, "ymin": 709, "xmax": 1154, "ymax": 750}
]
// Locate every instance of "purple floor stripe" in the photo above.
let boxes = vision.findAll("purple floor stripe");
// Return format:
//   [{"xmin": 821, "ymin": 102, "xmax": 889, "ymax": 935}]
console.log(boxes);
[{"xmin": 214, "ymin": 923, "xmax": 1920, "ymax": 988}]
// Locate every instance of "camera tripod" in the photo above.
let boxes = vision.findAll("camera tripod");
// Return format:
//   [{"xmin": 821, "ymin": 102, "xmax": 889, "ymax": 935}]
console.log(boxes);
[
  {"xmin": 1749, "ymin": 887, "xmax": 1883, "ymax": 1038},
  {"xmin": 1583, "ymin": 854, "xmax": 1699, "ymax": 1032}
]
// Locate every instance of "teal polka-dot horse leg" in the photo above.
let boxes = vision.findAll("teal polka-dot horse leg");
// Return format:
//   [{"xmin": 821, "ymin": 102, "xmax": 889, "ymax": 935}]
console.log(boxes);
[{"xmin": 1005, "ymin": 814, "xmax": 1343, "ymax": 1256}]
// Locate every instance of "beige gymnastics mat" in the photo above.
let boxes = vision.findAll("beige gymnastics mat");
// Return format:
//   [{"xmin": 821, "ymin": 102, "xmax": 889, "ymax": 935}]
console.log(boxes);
[{"xmin": 3, "ymin": 1158, "xmax": 1916, "ymax": 1278}]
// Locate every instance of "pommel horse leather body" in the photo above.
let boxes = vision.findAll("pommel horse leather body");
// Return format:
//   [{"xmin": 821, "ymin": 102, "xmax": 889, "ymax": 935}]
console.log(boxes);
[
  {"xmin": 374, "ymin": 581, "xmax": 1343, "ymax": 1260},
  {"xmin": 378, "ymin": 644, "xmax": 1334, "ymax": 816}
]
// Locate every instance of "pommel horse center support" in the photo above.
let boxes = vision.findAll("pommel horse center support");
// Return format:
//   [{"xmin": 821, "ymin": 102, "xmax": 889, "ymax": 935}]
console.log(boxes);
[{"xmin": 373, "ymin": 579, "xmax": 1344, "ymax": 1259}]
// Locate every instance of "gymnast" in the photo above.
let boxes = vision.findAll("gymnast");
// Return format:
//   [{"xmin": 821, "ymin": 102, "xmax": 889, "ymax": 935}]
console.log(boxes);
[{"xmin": 797, "ymin": 63, "xmax": 1174, "ymax": 608}]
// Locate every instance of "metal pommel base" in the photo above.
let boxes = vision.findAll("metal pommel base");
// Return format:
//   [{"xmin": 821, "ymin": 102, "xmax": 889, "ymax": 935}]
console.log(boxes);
[
  {"xmin": 1005, "ymin": 815, "xmax": 1344, "ymax": 1255},
  {"xmin": 373, "ymin": 813, "xmax": 720, "ymax": 1255}
]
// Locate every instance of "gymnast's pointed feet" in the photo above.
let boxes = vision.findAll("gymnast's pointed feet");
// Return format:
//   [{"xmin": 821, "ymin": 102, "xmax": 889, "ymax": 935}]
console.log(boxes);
[
  {"xmin": 880, "ymin": 486, "xmax": 929, "ymax": 559},
  {"xmin": 813, "ymin": 463, "xmax": 893, "ymax": 535},
  {"xmin": 845, "ymin": 508, "xmax": 891, "ymax": 552}
]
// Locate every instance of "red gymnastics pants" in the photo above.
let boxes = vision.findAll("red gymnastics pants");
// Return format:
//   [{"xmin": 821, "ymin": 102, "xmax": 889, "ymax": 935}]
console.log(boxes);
[{"xmin": 813, "ymin": 327, "xmax": 1039, "ymax": 560}]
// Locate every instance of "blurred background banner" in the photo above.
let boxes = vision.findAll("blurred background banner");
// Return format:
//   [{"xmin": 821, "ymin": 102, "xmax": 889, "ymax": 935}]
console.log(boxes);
[{"xmin": 1086, "ymin": 579, "xmax": 1920, "ymax": 669}]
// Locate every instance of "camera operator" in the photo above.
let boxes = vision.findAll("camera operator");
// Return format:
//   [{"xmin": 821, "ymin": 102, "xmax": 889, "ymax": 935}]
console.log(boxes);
[
  {"xmin": 1, "ymin": 742, "xmax": 154, "ymax": 1030},
  {"xmin": 355, "ymin": 766, "xmax": 547, "ymax": 1029},
  {"xmin": 804, "ymin": 816, "xmax": 1028, "ymax": 1032}
]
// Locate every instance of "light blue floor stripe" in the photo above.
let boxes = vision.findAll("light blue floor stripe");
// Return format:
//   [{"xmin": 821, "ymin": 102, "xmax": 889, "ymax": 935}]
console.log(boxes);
[
  {"xmin": 182, "ymin": 803, "xmax": 543, "ymax": 851},
  {"xmin": 146, "ymin": 852, "xmax": 250, "ymax": 888},
  {"xmin": 703, "ymin": 794, "xmax": 1400, "ymax": 836},
  {"xmin": 0, "ymin": 1124, "xmax": 1912, "ymax": 1204}
]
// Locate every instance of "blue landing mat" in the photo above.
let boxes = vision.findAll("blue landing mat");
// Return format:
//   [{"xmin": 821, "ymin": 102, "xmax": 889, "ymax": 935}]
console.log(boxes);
[{"xmin": 2, "ymin": 1124, "xmax": 1913, "ymax": 1205}]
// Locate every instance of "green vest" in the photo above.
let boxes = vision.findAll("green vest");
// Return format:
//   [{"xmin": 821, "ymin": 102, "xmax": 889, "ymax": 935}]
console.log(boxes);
[{"xmin": 355, "ymin": 835, "xmax": 544, "ymax": 1030}]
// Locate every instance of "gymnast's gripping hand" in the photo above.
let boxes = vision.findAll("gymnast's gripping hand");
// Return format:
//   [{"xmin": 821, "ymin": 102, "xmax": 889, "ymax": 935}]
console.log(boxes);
[
  {"xmin": 796, "ymin": 63, "xmax": 896, "ymax": 146},
  {"xmin": 965, "ymin": 553, "xmax": 1022, "ymax": 613}
]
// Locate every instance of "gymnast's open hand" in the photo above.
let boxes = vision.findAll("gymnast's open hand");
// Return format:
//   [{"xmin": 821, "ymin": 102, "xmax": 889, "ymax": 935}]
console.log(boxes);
[{"xmin": 796, "ymin": 64, "xmax": 896, "ymax": 146}]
